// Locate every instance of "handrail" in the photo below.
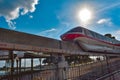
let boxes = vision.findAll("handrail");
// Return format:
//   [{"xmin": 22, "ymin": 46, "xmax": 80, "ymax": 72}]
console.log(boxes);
[{"xmin": 96, "ymin": 70, "xmax": 120, "ymax": 80}]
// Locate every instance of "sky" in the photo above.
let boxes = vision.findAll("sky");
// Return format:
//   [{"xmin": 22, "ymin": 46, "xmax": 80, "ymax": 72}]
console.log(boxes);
[{"xmin": 0, "ymin": 0, "xmax": 120, "ymax": 40}]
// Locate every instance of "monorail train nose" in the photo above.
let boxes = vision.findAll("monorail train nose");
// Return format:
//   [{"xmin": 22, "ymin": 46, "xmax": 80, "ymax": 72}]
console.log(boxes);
[
  {"xmin": 60, "ymin": 34, "xmax": 72, "ymax": 41},
  {"xmin": 60, "ymin": 34, "xmax": 68, "ymax": 41},
  {"xmin": 60, "ymin": 34, "xmax": 80, "ymax": 41}
]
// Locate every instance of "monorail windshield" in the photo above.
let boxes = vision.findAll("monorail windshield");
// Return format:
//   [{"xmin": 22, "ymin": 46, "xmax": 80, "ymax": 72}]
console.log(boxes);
[{"xmin": 67, "ymin": 27, "xmax": 82, "ymax": 33}]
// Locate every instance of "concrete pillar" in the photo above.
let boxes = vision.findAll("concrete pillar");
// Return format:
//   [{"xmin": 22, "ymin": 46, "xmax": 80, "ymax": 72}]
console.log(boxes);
[
  {"xmin": 9, "ymin": 50, "xmax": 14, "ymax": 80},
  {"xmin": 19, "ymin": 58, "xmax": 21, "ymax": 80},
  {"xmin": 31, "ymin": 58, "xmax": 33, "ymax": 71},
  {"xmin": 31, "ymin": 58, "xmax": 33, "ymax": 79},
  {"xmin": 19, "ymin": 58, "xmax": 21, "ymax": 73},
  {"xmin": 39, "ymin": 58, "xmax": 41, "ymax": 70},
  {"xmin": 57, "ymin": 55, "xmax": 68, "ymax": 80}
]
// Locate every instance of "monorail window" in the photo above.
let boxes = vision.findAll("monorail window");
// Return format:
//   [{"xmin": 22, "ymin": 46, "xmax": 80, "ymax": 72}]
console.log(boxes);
[
  {"xmin": 98, "ymin": 35, "xmax": 102, "ymax": 40},
  {"xmin": 94, "ymin": 33, "xmax": 98, "ymax": 38},
  {"xmin": 90, "ymin": 31, "xmax": 95, "ymax": 37},
  {"xmin": 105, "ymin": 37, "xmax": 109, "ymax": 42},
  {"xmin": 84, "ymin": 29, "xmax": 95, "ymax": 37},
  {"xmin": 104, "ymin": 37, "xmax": 108, "ymax": 42},
  {"xmin": 107, "ymin": 38, "xmax": 112, "ymax": 43},
  {"xmin": 100, "ymin": 35, "xmax": 105, "ymax": 40},
  {"xmin": 113, "ymin": 40, "xmax": 117, "ymax": 44},
  {"xmin": 115, "ymin": 40, "xmax": 120, "ymax": 44},
  {"xmin": 68, "ymin": 27, "xmax": 82, "ymax": 33},
  {"xmin": 95, "ymin": 33, "xmax": 100, "ymax": 39}
]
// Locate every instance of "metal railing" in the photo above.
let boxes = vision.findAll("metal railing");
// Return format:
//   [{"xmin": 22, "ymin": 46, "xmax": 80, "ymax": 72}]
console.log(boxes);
[
  {"xmin": 0, "ymin": 58, "xmax": 120, "ymax": 80},
  {"xmin": 96, "ymin": 70, "xmax": 120, "ymax": 80}
]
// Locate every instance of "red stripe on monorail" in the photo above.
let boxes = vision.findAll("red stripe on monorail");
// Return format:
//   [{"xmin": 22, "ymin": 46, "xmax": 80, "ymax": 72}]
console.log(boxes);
[{"xmin": 61, "ymin": 33, "xmax": 120, "ymax": 46}]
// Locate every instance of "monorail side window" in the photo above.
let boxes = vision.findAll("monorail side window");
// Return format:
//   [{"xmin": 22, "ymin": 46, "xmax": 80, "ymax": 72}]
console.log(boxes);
[
  {"xmin": 68, "ymin": 27, "xmax": 82, "ymax": 33},
  {"xmin": 84, "ymin": 29, "xmax": 93, "ymax": 37},
  {"xmin": 90, "ymin": 31, "xmax": 95, "ymax": 37}
]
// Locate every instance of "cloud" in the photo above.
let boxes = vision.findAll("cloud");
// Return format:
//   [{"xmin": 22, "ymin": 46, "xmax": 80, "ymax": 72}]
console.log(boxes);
[
  {"xmin": 38, "ymin": 28, "xmax": 57, "ymax": 38},
  {"xmin": 29, "ymin": 15, "xmax": 33, "ymax": 19},
  {"xmin": 7, "ymin": 20, "xmax": 16, "ymax": 29},
  {"xmin": 111, "ymin": 30, "xmax": 120, "ymax": 40},
  {"xmin": 97, "ymin": 2, "xmax": 120, "ymax": 13},
  {"xmin": 116, "ymin": 30, "xmax": 120, "ymax": 34},
  {"xmin": 0, "ymin": 0, "xmax": 39, "ymax": 29},
  {"xmin": 42, "ymin": 28, "xmax": 57, "ymax": 33},
  {"xmin": 61, "ymin": 22, "xmax": 70, "ymax": 27},
  {"xmin": 97, "ymin": 19, "xmax": 108, "ymax": 24},
  {"xmin": 97, "ymin": 18, "xmax": 113, "ymax": 26},
  {"xmin": 57, "ymin": 15, "xmax": 70, "ymax": 27}
]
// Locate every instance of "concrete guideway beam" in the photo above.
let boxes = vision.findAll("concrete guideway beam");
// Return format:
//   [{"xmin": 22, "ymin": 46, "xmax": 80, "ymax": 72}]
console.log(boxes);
[{"xmin": 0, "ymin": 28, "xmax": 120, "ymax": 56}]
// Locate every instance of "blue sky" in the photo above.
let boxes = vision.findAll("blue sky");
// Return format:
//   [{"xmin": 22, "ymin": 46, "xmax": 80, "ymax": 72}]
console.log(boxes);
[{"xmin": 0, "ymin": 0, "xmax": 120, "ymax": 40}]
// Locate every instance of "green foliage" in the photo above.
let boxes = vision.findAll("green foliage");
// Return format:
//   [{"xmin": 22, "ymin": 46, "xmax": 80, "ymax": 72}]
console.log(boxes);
[
  {"xmin": 65, "ymin": 55, "xmax": 92, "ymax": 65},
  {"xmin": 104, "ymin": 34, "xmax": 116, "ymax": 39}
]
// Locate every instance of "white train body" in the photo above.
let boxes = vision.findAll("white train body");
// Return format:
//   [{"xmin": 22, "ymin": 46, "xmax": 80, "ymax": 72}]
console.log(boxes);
[{"xmin": 60, "ymin": 26, "xmax": 120, "ymax": 53}]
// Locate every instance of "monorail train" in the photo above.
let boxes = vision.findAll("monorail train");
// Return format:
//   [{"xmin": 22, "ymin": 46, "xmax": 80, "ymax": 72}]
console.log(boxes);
[{"xmin": 60, "ymin": 26, "xmax": 120, "ymax": 53}]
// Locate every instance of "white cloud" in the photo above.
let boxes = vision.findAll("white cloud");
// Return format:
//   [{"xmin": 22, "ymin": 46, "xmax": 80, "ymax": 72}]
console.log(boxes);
[
  {"xmin": 97, "ymin": 18, "xmax": 113, "ymax": 26},
  {"xmin": 42, "ymin": 28, "xmax": 57, "ymax": 33},
  {"xmin": 116, "ymin": 30, "xmax": 120, "ymax": 34},
  {"xmin": 57, "ymin": 15, "xmax": 70, "ymax": 27},
  {"xmin": 61, "ymin": 22, "xmax": 70, "ymax": 27},
  {"xmin": 7, "ymin": 20, "xmax": 16, "ymax": 29},
  {"xmin": 111, "ymin": 30, "xmax": 120, "ymax": 40},
  {"xmin": 0, "ymin": 0, "xmax": 39, "ymax": 29},
  {"xmin": 97, "ymin": 19, "xmax": 107, "ymax": 24},
  {"xmin": 29, "ymin": 15, "xmax": 33, "ymax": 19},
  {"xmin": 97, "ymin": 18, "xmax": 110, "ymax": 24},
  {"xmin": 97, "ymin": 3, "xmax": 120, "ymax": 13},
  {"xmin": 38, "ymin": 28, "xmax": 57, "ymax": 38}
]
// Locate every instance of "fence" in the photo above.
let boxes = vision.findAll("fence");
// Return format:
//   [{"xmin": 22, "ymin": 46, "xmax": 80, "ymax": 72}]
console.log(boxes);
[{"xmin": 0, "ymin": 58, "xmax": 120, "ymax": 80}]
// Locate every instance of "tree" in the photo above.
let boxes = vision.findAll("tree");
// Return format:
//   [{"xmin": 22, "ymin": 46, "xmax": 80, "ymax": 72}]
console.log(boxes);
[
  {"xmin": 104, "ymin": 34, "xmax": 116, "ymax": 39},
  {"xmin": 65, "ymin": 55, "xmax": 92, "ymax": 65},
  {"xmin": 104, "ymin": 34, "xmax": 117, "ymax": 58}
]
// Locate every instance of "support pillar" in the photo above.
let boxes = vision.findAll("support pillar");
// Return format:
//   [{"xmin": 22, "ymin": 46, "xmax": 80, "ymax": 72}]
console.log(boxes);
[
  {"xmin": 19, "ymin": 58, "xmax": 21, "ymax": 80},
  {"xmin": 39, "ymin": 58, "xmax": 41, "ymax": 70},
  {"xmin": 9, "ymin": 50, "xmax": 14, "ymax": 80},
  {"xmin": 57, "ymin": 54, "xmax": 68, "ymax": 80},
  {"xmin": 31, "ymin": 58, "xmax": 33, "ymax": 79},
  {"xmin": 106, "ymin": 56, "xmax": 111, "ymax": 73},
  {"xmin": 19, "ymin": 58, "xmax": 21, "ymax": 73}
]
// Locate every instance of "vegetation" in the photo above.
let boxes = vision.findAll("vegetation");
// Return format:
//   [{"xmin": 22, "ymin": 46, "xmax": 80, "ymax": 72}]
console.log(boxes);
[
  {"xmin": 65, "ymin": 55, "xmax": 92, "ymax": 65},
  {"xmin": 43, "ymin": 55, "xmax": 92, "ymax": 65},
  {"xmin": 104, "ymin": 34, "xmax": 118, "ymax": 58},
  {"xmin": 104, "ymin": 34, "xmax": 115, "ymax": 39}
]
